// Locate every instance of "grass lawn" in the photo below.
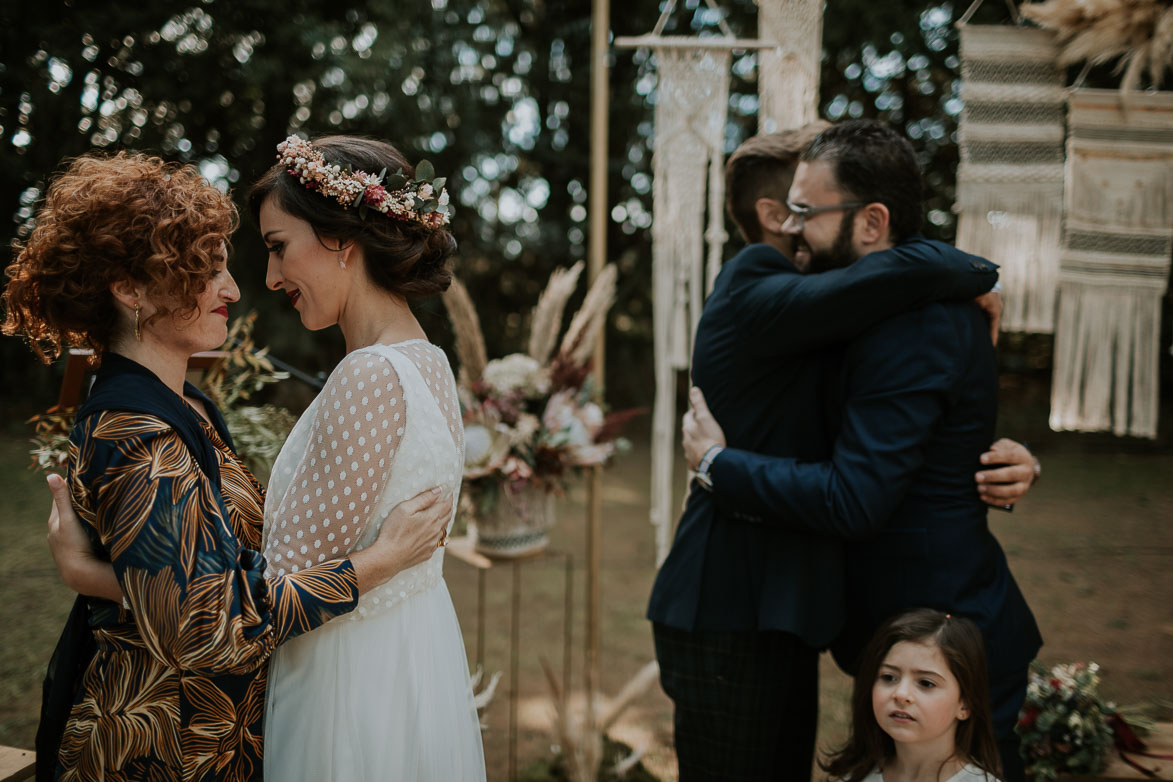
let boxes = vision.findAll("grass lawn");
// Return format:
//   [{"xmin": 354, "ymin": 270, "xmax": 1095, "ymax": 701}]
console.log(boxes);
[{"xmin": 2, "ymin": 377, "xmax": 1171, "ymax": 780}]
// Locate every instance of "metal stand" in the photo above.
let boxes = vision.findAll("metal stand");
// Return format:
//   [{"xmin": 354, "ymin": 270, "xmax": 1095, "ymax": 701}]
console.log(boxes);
[{"xmin": 446, "ymin": 537, "xmax": 574, "ymax": 780}]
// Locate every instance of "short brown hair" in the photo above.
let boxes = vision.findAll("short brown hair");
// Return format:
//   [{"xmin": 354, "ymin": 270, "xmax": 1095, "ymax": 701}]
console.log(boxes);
[
  {"xmin": 3, "ymin": 152, "xmax": 237, "ymax": 362},
  {"xmin": 724, "ymin": 121, "xmax": 829, "ymax": 243},
  {"xmin": 247, "ymin": 135, "xmax": 455, "ymax": 300}
]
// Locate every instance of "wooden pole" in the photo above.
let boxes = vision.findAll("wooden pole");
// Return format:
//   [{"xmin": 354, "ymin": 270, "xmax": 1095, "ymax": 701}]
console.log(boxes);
[{"xmin": 586, "ymin": 0, "xmax": 610, "ymax": 765}]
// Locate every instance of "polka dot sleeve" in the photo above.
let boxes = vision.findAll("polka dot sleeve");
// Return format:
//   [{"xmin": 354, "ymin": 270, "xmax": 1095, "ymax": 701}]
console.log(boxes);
[{"xmin": 263, "ymin": 351, "xmax": 406, "ymax": 575}]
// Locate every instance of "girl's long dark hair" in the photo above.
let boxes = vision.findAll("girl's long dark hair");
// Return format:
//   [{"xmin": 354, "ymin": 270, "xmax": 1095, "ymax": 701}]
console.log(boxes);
[{"xmin": 820, "ymin": 608, "xmax": 1003, "ymax": 782}]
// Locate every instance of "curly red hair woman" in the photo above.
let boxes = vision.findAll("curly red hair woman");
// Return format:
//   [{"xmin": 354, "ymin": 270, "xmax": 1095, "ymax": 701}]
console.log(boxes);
[{"xmin": 3, "ymin": 152, "xmax": 237, "ymax": 360}]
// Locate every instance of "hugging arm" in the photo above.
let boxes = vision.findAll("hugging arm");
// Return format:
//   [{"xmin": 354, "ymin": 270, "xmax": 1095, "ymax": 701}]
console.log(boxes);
[
  {"xmin": 737, "ymin": 238, "xmax": 997, "ymax": 357},
  {"xmin": 262, "ymin": 351, "xmax": 410, "ymax": 577},
  {"xmin": 706, "ymin": 315, "xmax": 956, "ymax": 539}
]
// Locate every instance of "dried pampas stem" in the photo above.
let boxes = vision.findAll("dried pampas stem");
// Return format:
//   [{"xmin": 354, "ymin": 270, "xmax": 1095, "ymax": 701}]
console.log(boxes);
[
  {"xmin": 556, "ymin": 263, "xmax": 617, "ymax": 371},
  {"xmin": 1022, "ymin": 0, "xmax": 1173, "ymax": 91},
  {"xmin": 598, "ymin": 660, "xmax": 660, "ymax": 732},
  {"xmin": 528, "ymin": 261, "xmax": 585, "ymax": 364},
  {"xmin": 441, "ymin": 277, "xmax": 488, "ymax": 385}
]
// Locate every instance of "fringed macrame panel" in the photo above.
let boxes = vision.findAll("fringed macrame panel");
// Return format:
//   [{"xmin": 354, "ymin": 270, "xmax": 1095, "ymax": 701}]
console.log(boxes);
[
  {"xmin": 955, "ymin": 25, "xmax": 1066, "ymax": 333},
  {"xmin": 756, "ymin": 0, "xmax": 822, "ymax": 132},
  {"xmin": 650, "ymin": 47, "xmax": 730, "ymax": 565},
  {"xmin": 1051, "ymin": 89, "xmax": 1173, "ymax": 439}
]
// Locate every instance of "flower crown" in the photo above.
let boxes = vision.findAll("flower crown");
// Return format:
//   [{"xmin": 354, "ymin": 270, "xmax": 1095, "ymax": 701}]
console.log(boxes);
[{"xmin": 276, "ymin": 135, "xmax": 451, "ymax": 229}]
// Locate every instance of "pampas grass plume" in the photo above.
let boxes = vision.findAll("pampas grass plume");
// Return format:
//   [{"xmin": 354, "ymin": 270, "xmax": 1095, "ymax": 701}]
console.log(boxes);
[
  {"xmin": 556, "ymin": 263, "xmax": 617, "ymax": 371},
  {"xmin": 441, "ymin": 277, "xmax": 488, "ymax": 386},
  {"xmin": 527, "ymin": 260, "xmax": 585, "ymax": 365}
]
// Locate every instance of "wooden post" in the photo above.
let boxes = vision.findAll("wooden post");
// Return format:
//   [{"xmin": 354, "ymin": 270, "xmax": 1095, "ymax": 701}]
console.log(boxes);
[{"xmin": 586, "ymin": 0, "xmax": 610, "ymax": 764}]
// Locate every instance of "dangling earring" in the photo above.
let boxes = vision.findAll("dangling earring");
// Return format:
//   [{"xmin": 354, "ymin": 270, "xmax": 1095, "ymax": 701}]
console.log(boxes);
[
  {"xmin": 338, "ymin": 253, "xmax": 347, "ymax": 270},
  {"xmin": 134, "ymin": 303, "xmax": 142, "ymax": 341}
]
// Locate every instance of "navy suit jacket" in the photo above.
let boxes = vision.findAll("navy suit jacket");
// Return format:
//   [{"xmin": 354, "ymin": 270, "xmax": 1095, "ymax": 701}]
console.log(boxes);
[
  {"xmin": 646, "ymin": 237, "xmax": 999, "ymax": 649},
  {"xmin": 707, "ymin": 298, "xmax": 1042, "ymax": 678}
]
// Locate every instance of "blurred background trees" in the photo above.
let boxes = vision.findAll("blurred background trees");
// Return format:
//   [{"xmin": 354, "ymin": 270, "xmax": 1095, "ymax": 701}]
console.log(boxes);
[{"xmin": 1, "ymin": 0, "xmax": 1151, "ymax": 415}]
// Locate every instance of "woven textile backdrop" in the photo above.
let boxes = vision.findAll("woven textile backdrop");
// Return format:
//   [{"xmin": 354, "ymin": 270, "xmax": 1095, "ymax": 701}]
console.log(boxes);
[
  {"xmin": 649, "ymin": 47, "xmax": 730, "ymax": 565},
  {"xmin": 1051, "ymin": 89, "xmax": 1173, "ymax": 439},
  {"xmin": 956, "ymin": 24, "xmax": 1066, "ymax": 334},
  {"xmin": 756, "ymin": 0, "xmax": 821, "ymax": 133}
]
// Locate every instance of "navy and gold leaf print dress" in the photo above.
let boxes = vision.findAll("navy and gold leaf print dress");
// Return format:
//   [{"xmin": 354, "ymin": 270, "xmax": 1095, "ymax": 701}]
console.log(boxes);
[{"xmin": 55, "ymin": 356, "xmax": 360, "ymax": 781}]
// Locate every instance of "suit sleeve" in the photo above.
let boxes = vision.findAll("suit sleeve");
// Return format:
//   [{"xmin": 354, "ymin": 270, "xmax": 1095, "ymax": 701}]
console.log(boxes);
[
  {"xmin": 707, "ymin": 307, "xmax": 964, "ymax": 539},
  {"xmin": 736, "ymin": 238, "xmax": 996, "ymax": 357},
  {"xmin": 78, "ymin": 413, "xmax": 359, "ymax": 676}
]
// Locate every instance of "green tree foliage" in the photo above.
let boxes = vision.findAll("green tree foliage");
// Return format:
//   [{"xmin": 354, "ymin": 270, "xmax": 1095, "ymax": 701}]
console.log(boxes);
[{"xmin": 1, "ymin": 0, "xmax": 1023, "ymax": 409}]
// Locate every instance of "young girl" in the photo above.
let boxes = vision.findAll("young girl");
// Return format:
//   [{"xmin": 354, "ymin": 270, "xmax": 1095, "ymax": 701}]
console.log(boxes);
[{"xmin": 822, "ymin": 608, "xmax": 1004, "ymax": 782}]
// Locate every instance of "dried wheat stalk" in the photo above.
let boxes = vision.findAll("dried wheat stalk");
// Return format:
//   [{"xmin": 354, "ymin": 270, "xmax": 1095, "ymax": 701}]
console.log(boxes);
[
  {"xmin": 441, "ymin": 277, "xmax": 488, "ymax": 386},
  {"xmin": 556, "ymin": 263, "xmax": 617, "ymax": 371},
  {"xmin": 527, "ymin": 261, "xmax": 585, "ymax": 364}
]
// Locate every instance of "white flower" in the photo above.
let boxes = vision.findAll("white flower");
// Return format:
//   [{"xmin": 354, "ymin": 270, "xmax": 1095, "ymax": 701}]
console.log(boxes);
[
  {"xmin": 464, "ymin": 424, "xmax": 494, "ymax": 466},
  {"xmin": 482, "ymin": 353, "xmax": 548, "ymax": 396},
  {"xmin": 463, "ymin": 422, "xmax": 513, "ymax": 479}
]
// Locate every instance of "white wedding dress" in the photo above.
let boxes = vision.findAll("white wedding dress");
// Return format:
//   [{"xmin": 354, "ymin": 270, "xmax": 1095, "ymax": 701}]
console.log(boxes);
[{"xmin": 261, "ymin": 340, "xmax": 486, "ymax": 781}]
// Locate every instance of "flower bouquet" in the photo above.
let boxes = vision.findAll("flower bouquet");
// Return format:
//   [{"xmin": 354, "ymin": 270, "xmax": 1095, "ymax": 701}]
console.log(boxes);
[
  {"xmin": 443, "ymin": 261, "xmax": 637, "ymax": 558},
  {"xmin": 1016, "ymin": 660, "xmax": 1115, "ymax": 781}
]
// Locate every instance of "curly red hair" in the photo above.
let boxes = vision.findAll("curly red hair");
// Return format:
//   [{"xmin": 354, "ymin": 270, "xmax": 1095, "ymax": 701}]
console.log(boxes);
[{"xmin": 3, "ymin": 151, "xmax": 239, "ymax": 362}]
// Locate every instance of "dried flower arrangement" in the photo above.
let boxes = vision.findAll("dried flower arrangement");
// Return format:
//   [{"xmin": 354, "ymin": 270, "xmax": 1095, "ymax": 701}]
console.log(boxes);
[
  {"xmin": 1022, "ymin": 0, "xmax": 1173, "ymax": 91},
  {"xmin": 442, "ymin": 262, "xmax": 639, "ymax": 554}
]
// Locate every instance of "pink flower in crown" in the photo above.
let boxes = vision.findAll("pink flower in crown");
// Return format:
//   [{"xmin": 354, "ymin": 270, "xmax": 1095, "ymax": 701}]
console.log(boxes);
[{"xmin": 364, "ymin": 184, "xmax": 389, "ymax": 208}]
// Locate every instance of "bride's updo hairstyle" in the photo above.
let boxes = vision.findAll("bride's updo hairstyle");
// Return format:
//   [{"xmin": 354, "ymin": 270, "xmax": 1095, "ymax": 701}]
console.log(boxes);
[{"xmin": 247, "ymin": 135, "xmax": 455, "ymax": 299}]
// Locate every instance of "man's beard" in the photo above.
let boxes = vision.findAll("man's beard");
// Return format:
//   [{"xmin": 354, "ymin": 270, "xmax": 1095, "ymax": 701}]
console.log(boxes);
[{"xmin": 807, "ymin": 209, "xmax": 859, "ymax": 273}]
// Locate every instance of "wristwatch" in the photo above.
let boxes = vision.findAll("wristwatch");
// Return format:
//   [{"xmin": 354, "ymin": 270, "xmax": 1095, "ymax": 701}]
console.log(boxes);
[{"xmin": 695, "ymin": 445, "xmax": 724, "ymax": 492}]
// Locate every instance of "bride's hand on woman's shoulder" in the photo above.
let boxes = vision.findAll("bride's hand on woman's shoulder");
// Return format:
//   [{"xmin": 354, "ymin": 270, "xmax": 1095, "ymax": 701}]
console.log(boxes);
[{"xmin": 349, "ymin": 487, "xmax": 453, "ymax": 593}]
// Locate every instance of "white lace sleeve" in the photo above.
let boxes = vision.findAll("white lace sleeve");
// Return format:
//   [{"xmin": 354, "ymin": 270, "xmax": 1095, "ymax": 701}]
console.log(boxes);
[{"xmin": 263, "ymin": 351, "xmax": 406, "ymax": 575}]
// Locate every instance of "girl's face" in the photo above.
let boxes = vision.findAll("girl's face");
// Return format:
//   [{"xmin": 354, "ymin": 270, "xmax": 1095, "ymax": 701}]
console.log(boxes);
[
  {"xmin": 259, "ymin": 196, "xmax": 352, "ymax": 331},
  {"xmin": 872, "ymin": 640, "xmax": 970, "ymax": 751}
]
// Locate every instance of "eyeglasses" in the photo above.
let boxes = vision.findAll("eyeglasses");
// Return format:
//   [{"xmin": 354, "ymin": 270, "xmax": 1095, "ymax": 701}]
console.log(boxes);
[{"xmin": 784, "ymin": 200, "xmax": 867, "ymax": 230}]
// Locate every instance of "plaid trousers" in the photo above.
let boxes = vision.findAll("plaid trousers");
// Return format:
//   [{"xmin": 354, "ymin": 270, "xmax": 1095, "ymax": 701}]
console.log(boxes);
[{"xmin": 653, "ymin": 623, "xmax": 820, "ymax": 782}]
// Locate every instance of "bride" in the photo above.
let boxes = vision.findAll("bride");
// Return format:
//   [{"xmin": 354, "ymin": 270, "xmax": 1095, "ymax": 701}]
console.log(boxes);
[
  {"xmin": 46, "ymin": 134, "xmax": 487, "ymax": 780},
  {"xmin": 245, "ymin": 135, "xmax": 485, "ymax": 780}
]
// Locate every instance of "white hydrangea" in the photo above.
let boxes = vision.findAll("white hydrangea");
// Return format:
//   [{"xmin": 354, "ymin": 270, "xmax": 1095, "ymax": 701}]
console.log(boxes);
[{"xmin": 482, "ymin": 353, "xmax": 549, "ymax": 397}]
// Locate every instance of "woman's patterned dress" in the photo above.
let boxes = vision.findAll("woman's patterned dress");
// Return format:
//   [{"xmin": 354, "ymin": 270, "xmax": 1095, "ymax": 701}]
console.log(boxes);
[{"xmin": 56, "ymin": 410, "xmax": 360, "ymax": 781}]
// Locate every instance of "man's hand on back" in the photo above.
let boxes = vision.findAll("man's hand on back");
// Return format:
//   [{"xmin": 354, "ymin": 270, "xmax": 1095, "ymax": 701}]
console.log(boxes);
[
  {"xmin": 975, "ymin": 290, "xmax": 1002, "ymax": 346},
  {"xmin": 682, "ymin": 387, "xmax": 727, "ymax": 470},
  {"xmin": 976, "ymin": 438, "xmax": 1040, "ymax": 507}
]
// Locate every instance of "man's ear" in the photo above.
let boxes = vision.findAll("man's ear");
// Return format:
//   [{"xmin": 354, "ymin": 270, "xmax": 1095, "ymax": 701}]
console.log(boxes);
[
  {"xmin": 753, "ymin": 197, "xmax": 790, "ymax": 238},
  {"xmin": 855, "ymin": 202, "xmax": 891, "ymax": 244}
]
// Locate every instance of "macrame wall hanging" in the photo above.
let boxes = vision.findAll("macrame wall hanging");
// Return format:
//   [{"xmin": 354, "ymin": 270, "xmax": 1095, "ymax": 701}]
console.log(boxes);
[
  {"xmin": 1050, "ymin": 89, "xmax": 1173, "ymax": 439},
  {"xmin": 756, "ymin": 0, "xmax": 822, "ymax": 132},
  {"xmin": 955, "ymin": 23, "xmax": 1066, "ymax": 333},
  {"xmin": 617, "ymin": 2, "xmax": 772, "ymax": 565}
]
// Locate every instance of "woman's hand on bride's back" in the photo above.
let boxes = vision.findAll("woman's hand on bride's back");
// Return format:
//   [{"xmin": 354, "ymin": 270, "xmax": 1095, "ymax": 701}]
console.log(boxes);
[{"xmin": 350, "ymin": 487, "xmax": 453, "ymax": 593}]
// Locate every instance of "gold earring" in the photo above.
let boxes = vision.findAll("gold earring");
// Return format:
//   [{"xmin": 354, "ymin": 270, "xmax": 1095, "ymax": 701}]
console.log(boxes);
[{"xmin": 134, "ymin": 303, "xmax": 142, "ymax": 341}]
